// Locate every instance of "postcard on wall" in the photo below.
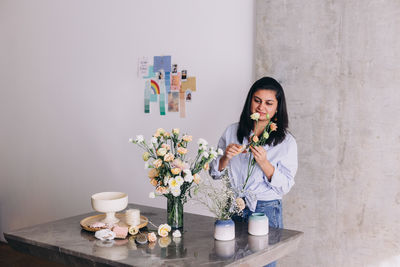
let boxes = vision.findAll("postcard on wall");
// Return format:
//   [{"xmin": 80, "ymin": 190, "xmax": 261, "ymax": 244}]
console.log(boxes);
[
  {"xmin": 179, "ymin": 92, "xmax": 186, "ymax": 118},
  {"xmin": 181, "ymin": 77, "xmax": 196, "ymax": 92},
  {"xmin": 181, "ymin": 70, "xmax": 187, "ymax": 81},
  {"xmin": 171, "ymin": 64, "xmax": 178, "ymax": 74},
  {"xmin": 144, "ymin": 65, "xmax": 156, "ymax": 79},
  {"xmin": 154, "ymin": 56, "xmax": 171, "ymax": 72},
  {"xmin": 159, "ymin": 93, "xmax": 166, "ymax": 115},
  {"xmin": 171, "ymin": 73, "xmax": 181, "ymax": 91},
  {"xmin": 168, "ymin": 92, "xmax": 179, "ymax": 112},
  {"xmin": 185, "ymin": 90, "xmax": 192, "ymax": 102},
  {"xmin": 138, "ymin": 57, "xmax": 150, "ymax": 77},
  {"xmin": 144, "ymin": 80, "xmax": 151, "ymax": 113},
  {"xmin": 165, "ymin": 72, "xmax": 171, "ymax": 94}
]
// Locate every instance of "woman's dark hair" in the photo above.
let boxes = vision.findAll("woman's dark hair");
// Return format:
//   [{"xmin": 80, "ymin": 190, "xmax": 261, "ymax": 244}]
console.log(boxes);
[{"xmin": 237, "ymin": 77, "xmax": 289, "ymax": 146}]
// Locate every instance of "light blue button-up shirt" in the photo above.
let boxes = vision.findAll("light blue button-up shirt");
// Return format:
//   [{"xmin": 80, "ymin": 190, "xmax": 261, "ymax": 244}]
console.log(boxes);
[{"xmin": 209, "ymin": 123, "xmax": 298, "ymax": 212}]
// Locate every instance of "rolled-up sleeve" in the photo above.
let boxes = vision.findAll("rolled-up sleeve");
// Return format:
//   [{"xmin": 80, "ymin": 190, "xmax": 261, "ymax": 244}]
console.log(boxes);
[
  {"xmin": 264, "ymin": 137, "xmax": 298, "ymax": 195},
  {"xmin": 209, "ymin": 130, "xmax": 228, "ymax": 180}
]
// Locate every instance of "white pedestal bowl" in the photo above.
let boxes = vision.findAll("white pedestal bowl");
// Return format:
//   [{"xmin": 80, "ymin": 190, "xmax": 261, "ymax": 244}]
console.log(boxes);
[{"xmin": 91, "ymin": 192, "xmax": 128, "ymax": 224}]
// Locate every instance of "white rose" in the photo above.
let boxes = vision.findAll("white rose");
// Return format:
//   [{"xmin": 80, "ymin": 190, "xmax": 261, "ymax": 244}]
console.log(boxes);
[
  {"xmin": 202, "ymin": 152, "xmax": 209, "ymax": 158},
  {"xmin": 171, "ymin": 187, "xmax": 181, "ymax": 197},
  {"xmin": 197, "ymin": 138, "xmax": 208, "ymax": 146},
  {"xmin": 128, "ymin": 138, "xmax": 134, "ymax": 143},
  {"xmin": 95, "ymin": 229, "xmax": 116, "ymax": 241},
  {"xmin": 135, "ymin": 135, "xmax": 144, "ymax": 143},
  {"xmin": 175, "ymin": 176, "xmax": 184, "ymax": 186},
  {"xmin": 144, "ymin": 162, "xmax": 150, "ymax": 169},
  {"xmin": 163, "ymin": 176, "xmax": 169, "ymax": 186},
  {"xmin": 183, "ymin": 169, "xmax": 192, "ymax": 176},
  {"xmin": 168, "ymin": 178, "xmax": 179, "ymax": 188},
  {"xmin": 184, "ymin": 175, "xmax": 193, "ymax": 183},
  {"xmin": 151, "ymin": 137, "xmax": 158, "ymax": 144},
  {"xmin": 172, "ymin": 230, "xmax": 181, "ymax": 238},
  {"xmin": 149, "ymin": 192, "xmax": 156, "ymax": 199},
  {"xmin": 217, "ymin": 148, "xmax": 224, "ymax": 156}
]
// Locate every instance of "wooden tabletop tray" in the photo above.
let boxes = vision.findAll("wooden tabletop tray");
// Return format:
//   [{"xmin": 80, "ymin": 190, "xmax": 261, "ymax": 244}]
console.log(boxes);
[{"xmin": 80, "ymin": 213, "xmax": 148, "ymax": 232}]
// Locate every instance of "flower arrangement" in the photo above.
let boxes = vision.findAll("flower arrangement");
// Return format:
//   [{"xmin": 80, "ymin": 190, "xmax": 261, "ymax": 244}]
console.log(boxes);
[
  {"xmin": 196, "ymin": 170, "xmax": 244, "ymax": 220},
  {"xmin": 130, "ymin": 128, "xmax": 222, "ymax": 200},
  {"xmin": 243, "ymin": 112, "xmax": 277, "ymax": 189},
  {"xmin": 129, "ymin": 128, "xmax": 222, "ymax": 228}
]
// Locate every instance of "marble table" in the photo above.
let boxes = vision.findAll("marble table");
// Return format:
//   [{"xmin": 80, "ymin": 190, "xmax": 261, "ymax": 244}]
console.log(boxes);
[{"xmin": 4, "ymin": 204, "xmax": 303, "ymax": 266}]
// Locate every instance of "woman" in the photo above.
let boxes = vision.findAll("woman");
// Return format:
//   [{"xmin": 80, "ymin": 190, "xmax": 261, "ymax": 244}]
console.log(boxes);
[{"xmin": 210, "ymin": 76, "xmax": 298, "ymax": 230}]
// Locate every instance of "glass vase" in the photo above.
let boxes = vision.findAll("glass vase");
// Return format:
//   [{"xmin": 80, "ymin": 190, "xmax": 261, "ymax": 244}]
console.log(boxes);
[{"xmin": 167, "ymin": 197, "xmax": 184, "ymax": 229}]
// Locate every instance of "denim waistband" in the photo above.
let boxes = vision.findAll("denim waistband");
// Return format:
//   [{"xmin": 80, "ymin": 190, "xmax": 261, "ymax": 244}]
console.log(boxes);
[{"xmin": 256, "ymin": 199, "xmax": 282, "ymax": 207}]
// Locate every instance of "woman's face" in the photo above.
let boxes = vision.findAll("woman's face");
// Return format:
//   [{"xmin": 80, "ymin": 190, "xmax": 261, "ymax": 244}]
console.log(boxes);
[{"xmin": 250, "ymin": 89, "xmax": 278, "ymax": 122}]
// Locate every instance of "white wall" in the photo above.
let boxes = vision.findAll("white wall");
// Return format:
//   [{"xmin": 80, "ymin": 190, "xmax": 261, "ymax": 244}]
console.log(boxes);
[{"xmin": 0, "ymin": 0, "xmax": 254, "ymax": 241}]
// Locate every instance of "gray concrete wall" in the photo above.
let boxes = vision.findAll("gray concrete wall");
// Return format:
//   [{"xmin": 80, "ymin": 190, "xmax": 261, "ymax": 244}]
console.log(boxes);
[{"xmin": 256, "ymin": 1, "xmax": 400, "ymax": 266}]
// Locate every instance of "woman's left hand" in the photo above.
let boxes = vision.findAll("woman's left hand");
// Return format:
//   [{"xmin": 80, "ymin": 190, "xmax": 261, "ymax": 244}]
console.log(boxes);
[
  {"xmin": 249, "ymin": 145, "xmax": 275, "ymax": 180},
  {"xmin": 249, "ymin": 145, "xmax": 268, "ymax": 166}
]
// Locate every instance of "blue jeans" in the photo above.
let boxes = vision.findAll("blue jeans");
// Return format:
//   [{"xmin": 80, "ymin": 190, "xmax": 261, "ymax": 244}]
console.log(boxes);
[{"xmin": 233, "ymin": 199, "xmax": 283, "ymax": 267}]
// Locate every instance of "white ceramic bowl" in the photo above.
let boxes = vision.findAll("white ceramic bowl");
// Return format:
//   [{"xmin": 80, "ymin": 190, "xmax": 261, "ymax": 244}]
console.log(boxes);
[{"xmin": 91, "ymin": 192, "xmax": 128, "ymax": 224}]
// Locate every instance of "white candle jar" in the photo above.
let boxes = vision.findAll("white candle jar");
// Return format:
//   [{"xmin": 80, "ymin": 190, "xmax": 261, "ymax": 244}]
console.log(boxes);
[
  {"xmin": 125, "ymin": 209, "xmax": 140, "ymax": 226},
  {"xmin": 248, "ymin": 213, "xmax": 269, "ymax": 236}
]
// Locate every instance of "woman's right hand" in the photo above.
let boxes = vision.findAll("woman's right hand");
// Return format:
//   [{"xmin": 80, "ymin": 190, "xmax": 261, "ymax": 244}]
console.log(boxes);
[{"xmin": 218, "ymin": 144, "xmax": 243, "ymax": 171}]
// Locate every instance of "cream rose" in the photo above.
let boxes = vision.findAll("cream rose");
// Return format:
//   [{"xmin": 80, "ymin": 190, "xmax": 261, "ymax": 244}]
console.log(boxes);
[
  {"xmin": 270, "ymin": 122, "xmax": 278, "ymax": 132},
  {"xmin": 182, "ymin": 135, "xmax": 192, "ymax": 142},
  {"xmin": 250, "ymin": 112, "xmax": 260, "ymax": 120},
  {"xmin": 148, "ymin": 168, "xmax": 159, "ymax": 178},
  {"xmin": 161, "ymin": 143, "xmax": 171, "ymax": 150},
  {"xmin": 203, "ymin": 162, "xmax": 209, "ymax": 171},
  {"xmin": 156, "ymin": 128, "xmax": 165, "ymax": 136},
  {"xmin": 177, "ymin": 147, "xmax": 188, "ymax": 155},
  {"xmin": 156, "ymin": 186, "xmax": 168, "ymax": 195},
  {"xmin": 193, "ymin": 173, "xmax": 201, "ymax": 184},
  {"xmin": 164, "ymin": 153, "xmax": 174, "ymax": 162},
  {"xmin": 172, "ymin": 128, "xmax": 180, "ymax": 135},
  {"xmin": 157, "ymin": 147, "xmax": 167, "ymax": 157},
  {"xmin": 252, "ymin": 135, "xmax": 259, "ymax": 143},
  {"xmin": 150, "ymin": 178, "xmax": 158, "ymax": 186},
  {"xmin": 142, "ymin": 152, "xmax": 150, "ymax": 161},
  {"xmin": 148, "ymin": 232, "xmax": 157, "ymax": 243},
  {"xmin": 153, "ymin": 159, "xmax": 162, "ymax": 168},
  {"xmin": 158, "ymin": 224, "xmax": 171, "ymax": 237},
  {"xmin": 171, "ymin": 168, "xmax": 181, "ymax": 175},
  {"xmin": 235, "ymin": 197, "xmax": 246, "ymax": 211}
]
